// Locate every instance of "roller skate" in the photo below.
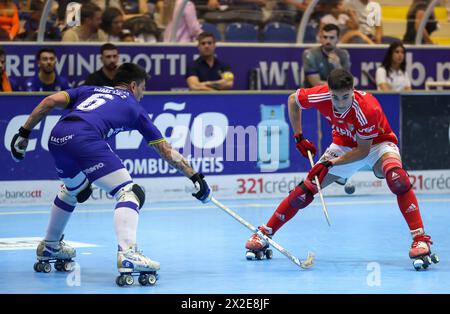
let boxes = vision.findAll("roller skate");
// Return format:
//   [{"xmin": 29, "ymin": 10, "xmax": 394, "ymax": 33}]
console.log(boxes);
[
  {"xmin": 409, "ymin": 234, "xmax": 439, "ymax": 271},
  {"xmin": 245, "ymin": 225, "xmax": 273, "ymax": 261},
  {"xmin": 116, "ymin": 245, "xmax": 160, "ymax": 287},
  {"xmin": 33, "ymin": 235, "xmax": 76, "ymax": 273}
]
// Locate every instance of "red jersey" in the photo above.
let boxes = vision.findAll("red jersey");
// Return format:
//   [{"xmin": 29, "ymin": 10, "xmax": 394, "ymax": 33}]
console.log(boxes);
[{"xmin": 295, "ymin": 85, "xmax": 398, "ymax": 148}]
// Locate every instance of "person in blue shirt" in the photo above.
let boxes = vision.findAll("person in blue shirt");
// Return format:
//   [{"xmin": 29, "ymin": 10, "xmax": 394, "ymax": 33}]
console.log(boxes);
[
  {"xmin": 10, "ymin": 63, "xmax": 211, "ymax": 286},
  {"xmin": 24, "ymin": 48, "xmax": 71, "ymax": 92}
]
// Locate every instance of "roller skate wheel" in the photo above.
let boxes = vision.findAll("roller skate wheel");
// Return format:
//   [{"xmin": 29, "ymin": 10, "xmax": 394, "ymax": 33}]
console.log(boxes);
[
  {"xmin": 138, "ymin": 274, "xmax": 148, "ymax": 286},
  {"xmin": 431, "ymin": 254, "xmax": 439, "ymax": 264},
  {"xmin": 265, "ymin": 249, "xmax": 273, "ymax": 260},
  {"xmin": 255, "ymin": 251, "xmax": 264, "ymax": 260},
  {"xmin": 116, "ymin": 276, "xmax": 125, "ymax": 287},
  {"xmin": 125, "ymin": 275, "xmax": 134, "ymax": 285},
  {"xmin": 413, "ymin": 259, "xmax": 423, "ymax": 271},
  {"xmin": 147, "ymin": 274, "xmax": 157, "ymax": 285},
  {"xmin": 245, "ymin": 251, "xmax": 255, "ymax": 260},
  {"xmin": 33, "ymin": 262, "xmax": 40, "ymax": 272},
  {"xmin": 63, "ymin": 262, "xmax": 74, "ymax": 272},
  {"xmin": 423, "ymin": 255, "xmax": 432, "ymax": 266},
  {"xmin": 42, "ymin": 263, "xmax": 52, "ymax": 273}
]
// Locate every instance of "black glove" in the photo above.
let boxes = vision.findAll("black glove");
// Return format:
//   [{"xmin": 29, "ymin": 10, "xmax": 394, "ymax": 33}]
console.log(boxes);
[
  {"xmin": 190, "ymin": 173, "xmax": 211, "ymax": 203},
  {"xmin": 10, "ymin": 127, "xmax": 31, "ymax": 162}
]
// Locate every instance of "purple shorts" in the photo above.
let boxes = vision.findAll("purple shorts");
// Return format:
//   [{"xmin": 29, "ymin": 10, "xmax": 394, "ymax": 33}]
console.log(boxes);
[{"xmin": 48, "ymin": 118, "xmax": 125, "ymax": 182}]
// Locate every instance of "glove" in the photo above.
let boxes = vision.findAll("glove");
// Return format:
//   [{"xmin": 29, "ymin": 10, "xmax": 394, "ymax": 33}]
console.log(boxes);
[
  {"xmin": 190, "ymin": 173, "xmax": 211, "ymax": 203},
  {"xmin": 10, "ymin": 127, "xmax": 31, "ymax": 162},
  {"xmin": 307, "ymin": 160, "xmax": 333, "ymax": 185},
  {"xmin": 294, "ymin": 133, "xmax": 316, "ymax": 158}
]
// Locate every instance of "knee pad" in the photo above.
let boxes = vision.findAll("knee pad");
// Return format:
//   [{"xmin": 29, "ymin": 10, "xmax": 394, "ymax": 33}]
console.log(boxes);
[
  {"xmin": 287, "ymin": 182, "xmax": 314, "ymax": 209},
  {"xmin": 115, "ymin": 183, "xmax": 145, "ymax": 209},
  {"xmin": 386, "ymin": 167, "xmax": 412, "ymax": 195},
  {"xmin": 76, "ymin": 183, "xmax": 92, "ymax": 203}
]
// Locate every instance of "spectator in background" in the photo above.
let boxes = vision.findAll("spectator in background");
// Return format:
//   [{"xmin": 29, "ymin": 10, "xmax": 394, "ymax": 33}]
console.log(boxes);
[
  {"xmin": 0, "ymin": 0, "xmax": 20, "ymax": 41},
  {"xmin": 403, "ymin": 0, "xmax": 438, "ymax": 44},
  {"xmin": 120, "ymin": 28, "xmax": 136, "ymax": 41},
  {"xmin": 0, "ymin": 47, "xmax": 12, "ymax": 91},
  {"xmin": 101, "ymin": 6, "xmax": 124, "ymax": 42},
  {"xmin": 84, "ymin": 43, "xmax": 119, "ymax": 86},
  {"xmin": 162, "ymin": 0, "xmax": 202, "ymax": 42},
  {"xmin": 186, "ymin": 32, "xmax": 234, "ymax": 91},
  {"xmin": 376, "ymin": 41, "xmax": 411, "ymax": 92},
  {"xmin": 344, "ymin": 0, "xmax": 383, "ymax": 44},
  {"xmin": 320, "ymin": 0, "xmax": 373, "ymax": 44},
  {"xmin": 16, "ymin": 0, "xmax": 62, "ymax": 41},
  {"xmin": 62, "ymin": 2, "xmax": 108, "ymax": 42},
  {"xmin": 302, "ymin": 23, "xmax": 351, "ymax": 88},
  {"xmin": 24, "ymin": 48, "xmax": 71, "ymax": 92}
]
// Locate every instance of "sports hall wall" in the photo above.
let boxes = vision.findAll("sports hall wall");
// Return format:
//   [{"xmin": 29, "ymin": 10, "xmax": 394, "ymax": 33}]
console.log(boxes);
[{"xmin": 1, "ymin": 44, "xmax": 449, "ymax": 206}]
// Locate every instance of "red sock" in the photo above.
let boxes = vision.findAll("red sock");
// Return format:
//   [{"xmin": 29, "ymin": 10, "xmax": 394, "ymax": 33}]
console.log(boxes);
[
  {"xmin": 267, "ymin": 197, "xmax": 298, "ymax": 234},
  {"xmin": 267, "ymin": 184, "xmax": 314, "ymax": 234},
  {"xmin": 397, "ymin": 189, "xmax": 424, "ymax": 234}
]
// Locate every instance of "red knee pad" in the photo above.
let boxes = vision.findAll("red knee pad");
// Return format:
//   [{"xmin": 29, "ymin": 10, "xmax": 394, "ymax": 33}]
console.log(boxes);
[
  {"xmin": 288, "ymin": 182, "xmax": 314, "ymax": 209},
  {"xmin": 386, "ymin": 167, "xmax": 412, "ymax": 195}
]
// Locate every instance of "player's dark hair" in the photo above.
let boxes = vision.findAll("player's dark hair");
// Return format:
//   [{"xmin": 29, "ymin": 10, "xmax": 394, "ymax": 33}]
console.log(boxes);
[
  {"xmin": 382, "ymin": 41, "xmax": 406, "ymax": 76},
  {"xmin": 322, "ymin": 23, "xmax": 340, "ymax": 38},
  {"xmin": 80, "ymin": 2, "xmax": 102, "ymax": 24},
  {"xmin": 37, "ymin": 48, "xmax": 56, "ymax": 60},
  {"xmin": 327, "ymin": 69, "xmax": 354, "ymax": 91},
  {"xmin": 197, "ymin": 31, "xmax": 216, "ymax": 43},
  {"xmin": 100, "ymin": 43, "xmax": 118, "ymax": 55},
  {"xmin": 113, "ymin": 63, "xmax": 149, "ymax": 86}
]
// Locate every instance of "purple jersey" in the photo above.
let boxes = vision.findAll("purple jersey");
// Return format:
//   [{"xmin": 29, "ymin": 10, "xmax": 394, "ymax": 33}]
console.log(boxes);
[
  {"xmin": 24, "ymin": 73, "xmax": 71, "ymax": 92},
  {"xmin": 61, "ymin": 85, "xmax": 163, "ymax": 144}
]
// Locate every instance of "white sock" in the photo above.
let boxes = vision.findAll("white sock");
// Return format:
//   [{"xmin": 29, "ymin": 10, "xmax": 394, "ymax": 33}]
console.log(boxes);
[
  {"xmin": 114, "ymin": 207, "xmax": 139, "ymax": 251},
  {"xmin": 45, "ymin": 204, "xmax": 73, "ymax": 242}
]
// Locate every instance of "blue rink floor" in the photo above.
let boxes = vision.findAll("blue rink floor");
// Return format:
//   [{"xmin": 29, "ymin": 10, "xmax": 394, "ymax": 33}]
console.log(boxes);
[{"xmin": 0, "ymin": 194, "xmax": 449, "ymax": 294}]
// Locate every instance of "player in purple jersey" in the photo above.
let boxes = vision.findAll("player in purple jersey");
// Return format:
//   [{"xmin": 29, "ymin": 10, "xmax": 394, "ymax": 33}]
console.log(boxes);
[{"xmin": 10, "ymin": 63, "xmax": 211, "ymax": 286}]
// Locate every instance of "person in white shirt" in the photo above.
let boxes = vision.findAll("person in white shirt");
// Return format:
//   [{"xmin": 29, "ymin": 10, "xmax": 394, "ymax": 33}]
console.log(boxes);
[
  {"xmin": 376, "ymin": 41, "xmax": 412, "ymax": 92},
  {"xmin": 344, "ymin": 0, "xmax": 383, "ymax": 44}
]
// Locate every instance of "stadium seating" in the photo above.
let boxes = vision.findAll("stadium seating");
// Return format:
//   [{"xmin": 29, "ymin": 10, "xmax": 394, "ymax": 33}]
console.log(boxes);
[
  {"xmin": 262, "ymin": 22, "xmax": 296, "ymax": 43},
  {"xmin": 224, "ymin": 22, "xmax": 259, "ymax": 42}
]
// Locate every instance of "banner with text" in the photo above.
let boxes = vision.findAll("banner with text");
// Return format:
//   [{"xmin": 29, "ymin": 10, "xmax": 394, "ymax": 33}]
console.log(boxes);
[{"xmin": 2, "ymin": 44, "xmax": 450, "ymax": 91}]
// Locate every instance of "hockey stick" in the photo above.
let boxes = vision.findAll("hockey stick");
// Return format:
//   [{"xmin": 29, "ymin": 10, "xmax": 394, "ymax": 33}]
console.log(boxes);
[
  {"xmin": 307, "ymin": 150, "xmax": 332, "ymax": 227},
  {"xmin": 210, "ymin": 196, "xmax": 315, "ymax": 270}
]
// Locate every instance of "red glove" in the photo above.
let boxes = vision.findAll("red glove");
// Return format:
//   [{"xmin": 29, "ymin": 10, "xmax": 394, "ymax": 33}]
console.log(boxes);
[
  {"xmin": 294, "ymin": 133, "xmax": 316, "ymax": 158},
  {"xmin": 307, "ymin": 160, "xmax": 333, "ymax": 185}
]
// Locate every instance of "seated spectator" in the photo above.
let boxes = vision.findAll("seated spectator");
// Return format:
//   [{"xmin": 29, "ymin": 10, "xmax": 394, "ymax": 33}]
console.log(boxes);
[
  {"xmin": 302, "ymin": 23, "xmax": 351, "ymax": 87},
  {"xmin": 0, "ymin": 0, "xmax": 20, "ymax": 41},
  {"xmin": 320, "ymin": 0, "xmax": 373, "ymax": 44},
  {"xmin": 0, "ymin": 47, "xmax": 18, "ymax": 91},
  {"xmin": 186, "ymin": 31, "xmax": 234, "ymax": 91},
  {"xmin": 376, "ymin": 41, "xmax": 411, "ymax": 92},
  {"xmin": 120, "ymin": 29, "xmax": 136, "ymax": 41},
  {"xmin": 403, "ymin": 0, "xmax": 438, "ymax": 44},
  {"xmin": 344, "ymin": 0, "xmax": 382, "ymax": 44},
  {"xmin": 163, "ymin": 0, "xmax": 202, "ymax": 42},
  {"xmin": 24, "ymin": 48, "xmax": 71, "ymax": 92},
  {"xmin": 101, "ymin": 6, "xmax": 124, "ymax": 42},
  {"xmin": 84, "ymin": 43, "xmax": 119, "ymax": 86},
  {"xmin": 16, "ymin": 0, "xmax": 61, "ymax": 41},
  {"xmin": 123, "ymin": 14, "xmax": 160, "ymax": 42},
  {"xmin": 62, "ymin": 2, "xmax": 108, "ymax": 42}
]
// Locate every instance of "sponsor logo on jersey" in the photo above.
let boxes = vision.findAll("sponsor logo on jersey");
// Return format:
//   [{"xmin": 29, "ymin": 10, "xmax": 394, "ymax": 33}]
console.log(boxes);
[
  {"xmin": 358, "ymin": 125, "xmax": 375, "ymax": 133},
  {"xmin": 347, "ymin": 123, "xmax": 354, "ymax": 132},
  {"xmin": 332, "ymin": 125, "xmax": 356, "ymax": 141}
]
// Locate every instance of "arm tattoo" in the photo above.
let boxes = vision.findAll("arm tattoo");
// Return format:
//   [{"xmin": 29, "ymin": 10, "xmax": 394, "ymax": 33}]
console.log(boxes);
[{"xmin": 152, "ymin": 141, "xmax": 195, "ymax": 177}]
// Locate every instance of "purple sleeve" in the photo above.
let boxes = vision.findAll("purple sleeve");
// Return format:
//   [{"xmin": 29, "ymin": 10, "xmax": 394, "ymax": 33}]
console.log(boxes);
[
  {"xmin": 63, "ymin": 87, "xmax": 81, "ymax": 109},
  {"xmin": 135, "ymin": 109, "xmax": 165, "ymax": 144}
]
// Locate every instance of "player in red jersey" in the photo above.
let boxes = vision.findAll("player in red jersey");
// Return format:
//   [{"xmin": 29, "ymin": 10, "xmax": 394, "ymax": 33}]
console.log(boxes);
[{"xmin": 245, "ymin": 69, "xmax": 439, "ymax": 270}]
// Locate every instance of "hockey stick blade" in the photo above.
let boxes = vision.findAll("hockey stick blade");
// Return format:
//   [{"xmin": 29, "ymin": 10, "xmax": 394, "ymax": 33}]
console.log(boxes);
[{"xmin": 211, "ymin": 196, "xmax": 315, "ymax": 270}]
